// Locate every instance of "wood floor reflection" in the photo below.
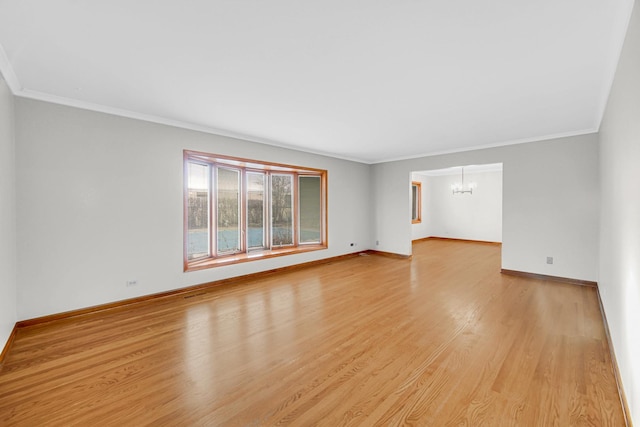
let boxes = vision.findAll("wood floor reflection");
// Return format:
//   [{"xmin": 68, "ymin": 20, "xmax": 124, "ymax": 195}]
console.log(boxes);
[{"xmin": 0, "ymin": 239, "xmax": 625, "ymax": 426}]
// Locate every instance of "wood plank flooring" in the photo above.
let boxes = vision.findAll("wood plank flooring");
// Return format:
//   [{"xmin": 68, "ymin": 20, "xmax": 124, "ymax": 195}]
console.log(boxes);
[{"xmin": 0, "ymin": 239, "xmax": 626, "ymax": 426}]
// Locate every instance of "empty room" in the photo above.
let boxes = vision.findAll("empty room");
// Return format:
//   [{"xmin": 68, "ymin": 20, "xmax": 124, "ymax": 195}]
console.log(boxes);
[{"xmin": 0, "ymin": 0, "xmax": 638, "ymax": 425}]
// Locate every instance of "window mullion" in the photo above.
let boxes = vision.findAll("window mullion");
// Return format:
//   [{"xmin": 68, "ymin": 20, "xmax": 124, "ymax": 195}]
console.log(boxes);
[
  {"xmin": 184, "ymin": 150, "xmax": 327, "ymax": 271},
  {"xmin": 266, "ymin": 172, "xmax": 272, "ymax": 250},
  {"xmin": 214, "ymin": 163, "xmax": 218, "ymax": 258},
  {"xmin": 293, "ymin": 172, "xmax": 299, "ymax": 247},
  {"xmin": 260, "ymin": 171, "xmax": 267, "ymax": 251},
  {"xmin": 241, "ymin": 169, "xmax": 247, "ymax": 254}
]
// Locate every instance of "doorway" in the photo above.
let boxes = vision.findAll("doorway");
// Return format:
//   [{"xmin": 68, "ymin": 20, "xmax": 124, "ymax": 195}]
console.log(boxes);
[{"xmin": 411, "ymin": 163, "xmax": 503, "ymax": 243}]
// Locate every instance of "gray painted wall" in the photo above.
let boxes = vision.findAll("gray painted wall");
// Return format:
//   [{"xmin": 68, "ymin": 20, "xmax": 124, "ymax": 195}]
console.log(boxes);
[
  {"xmin": 1, "ymin": 88, "xmax": 605, "ymax": 371},
  {"xmin": 599, "ymin": 0, "xmax": 640, "ymax": 420},
  {"xmin": 373, "ymin": 134, "xmax": 600, "ymax": 282},
  {"xmin": 4, "ymin": 30, "xmax": 637, "ymax": 420},
  {"xmin": 14, "ymin": 98, "xmax": 372, "ymax": 320},
  {"xmin": 0, "ymin": 74, "xmax": 17, "ymax": 350}
]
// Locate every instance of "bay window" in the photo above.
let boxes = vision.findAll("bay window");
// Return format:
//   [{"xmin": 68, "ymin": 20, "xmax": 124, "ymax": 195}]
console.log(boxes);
[{"xmin": 184, "ymin": 150, "xmax": 327, "ymax": 271}]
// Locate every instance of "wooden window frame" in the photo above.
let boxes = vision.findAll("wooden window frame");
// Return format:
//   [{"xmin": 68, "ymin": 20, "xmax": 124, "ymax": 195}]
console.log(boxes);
[
  {"xmin": 411, "ymin": 181, "xmax": 422, "ymax": 224},
  {"xmin": 184, "ymin": 150, "xmax": 328, "ymax": 272}
]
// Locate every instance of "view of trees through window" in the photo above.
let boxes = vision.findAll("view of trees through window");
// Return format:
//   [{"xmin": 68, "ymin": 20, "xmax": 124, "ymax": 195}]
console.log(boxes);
[
  {"xmin": 271, "ymin": 174, "xmax": 293, "ymax": 246},
  {"xmin": 185, "ymin": 151, "xmax": 326, "ymax": 268},
  {"xmin": 187, "ymin": 162, "xmax": 209, "ymax": 260},
  {"xmin": 217, "ymin": 167, "xmax": 240, "ymax": 253},
  {"xmin": 247, "ymin": 172, "xmax": 265, "ymax": 249}
]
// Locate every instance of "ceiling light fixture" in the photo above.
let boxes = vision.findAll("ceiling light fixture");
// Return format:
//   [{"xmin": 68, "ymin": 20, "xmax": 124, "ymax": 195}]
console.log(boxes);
[{"xmin": 451, "ymin": 167, "xmax": 477, "ymax": 195}]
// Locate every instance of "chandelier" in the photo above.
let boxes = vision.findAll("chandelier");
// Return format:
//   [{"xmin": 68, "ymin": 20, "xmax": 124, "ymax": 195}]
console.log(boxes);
[{"xmin": 451, "ymin": 167, "xmax": 477, "ymax": 194}]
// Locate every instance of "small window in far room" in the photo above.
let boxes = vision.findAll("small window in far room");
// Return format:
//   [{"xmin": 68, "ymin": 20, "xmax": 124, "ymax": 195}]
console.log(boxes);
[{"xmin": 411, "ymin": 181, "xmax": 421, "ymax": 224}]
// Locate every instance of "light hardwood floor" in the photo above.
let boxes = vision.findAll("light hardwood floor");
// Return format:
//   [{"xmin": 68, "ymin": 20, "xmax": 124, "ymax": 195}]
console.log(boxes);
[{"xmin": 0, "ymin": 240, "xmax": 626, "ymax": 426}]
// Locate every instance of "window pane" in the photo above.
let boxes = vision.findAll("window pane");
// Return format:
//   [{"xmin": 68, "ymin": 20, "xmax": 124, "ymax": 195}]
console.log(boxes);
[
  {"xmin": 299, "ymin": 176, "xmax": 321, "ymax": 243},
  {"xmin": 411, "ymin": 182, "xmax": 421, "ymax": 223},
  {"xmin": 217, "ymin": 167, "xmax": 241, "ymax": 254},
  {"xmin": 187, "ymin": 162, "xmax": 210, "ymax": 260},
  {"xmin": 412, "ymin": 185, "xmax": 418, "ymax": 220},
  {"xmin": 271, "ymin": 174, "xmax": 293, "ymax": 246},
  {"xmin": 247, "ymin": 172, "xmax": 265, "ymax": 249}
]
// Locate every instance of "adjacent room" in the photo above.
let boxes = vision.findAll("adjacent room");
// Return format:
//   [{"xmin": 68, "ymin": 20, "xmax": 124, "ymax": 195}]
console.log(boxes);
[
  {"xmin": 411, "ymin": 164, "xmax": 503, "ymax": 244},
  {"xmin": 1, "ymin": 1, "xmax": 639, "ymax": 425}
]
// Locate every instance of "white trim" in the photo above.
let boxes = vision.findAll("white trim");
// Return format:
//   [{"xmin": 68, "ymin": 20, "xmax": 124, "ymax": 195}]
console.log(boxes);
[
  {"xmin": 370, "ymin": 128, "xmax": 599, "ymax": 165},
  {"xmin": 594, "ymin": 0, "xmax": 636, "ymax": 130},
  {"xmin": 14, "ymin": 88, "xmax": 370, "ymax": 165},
  {"xmin": 415, "ymin": 163, "xmax": 503, "ymax": 177},
  {"xmin": 2, "ymin": 40, "xmax": 601, "ymax": 166},
  {"xmin": 0, "ymin": 45, "xmax": 21, "ymax": 93}
]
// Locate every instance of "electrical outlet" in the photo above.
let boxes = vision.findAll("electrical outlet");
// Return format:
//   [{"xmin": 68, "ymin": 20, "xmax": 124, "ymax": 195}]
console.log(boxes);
[
  {"xmin": 546, "ymin": 257, "xmax": 553, "ymax": 265},
  {"xmin": 126, "ymin": 279, "xmax": 138, "ymax": 287},
  {"xmin": 376, "ymin": 240, "xmax": 380, "ymax": 246}
]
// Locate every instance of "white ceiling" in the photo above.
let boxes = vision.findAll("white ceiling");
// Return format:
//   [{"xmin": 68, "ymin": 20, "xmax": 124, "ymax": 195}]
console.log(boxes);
[{"xmin": 0, "ymin": 1, "xmax": 634, "ymax": 163}]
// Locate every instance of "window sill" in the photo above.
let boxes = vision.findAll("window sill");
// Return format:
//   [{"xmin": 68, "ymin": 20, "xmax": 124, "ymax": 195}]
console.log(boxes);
[{"xmin": 185, "ymin": 244, "xmax": 328, "ymax": 272}]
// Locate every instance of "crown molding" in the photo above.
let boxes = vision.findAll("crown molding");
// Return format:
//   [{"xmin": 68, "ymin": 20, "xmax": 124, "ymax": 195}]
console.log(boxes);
[
  {"xmin": 15, "ymin": 88, "xmax": 371, "ymax": 165},
  {"xmin": 594, "ymin": 0, "xmax": 636, "ymax": 131},
  {"xmin": 9, "ymin": 83, "xmax": 600, "ymax": 167},
  {"xmin": 415, "ymin": 163, "xmax": 503, "ymax": 177},
  {"xmin": 370, "ymin": 128, "xmax": 599, "ymax": 165},
  {"xmin": 0, "ymin": 44, "xmax": 21, "ymax": 92},
  {"xmin": 0, "ymin": 41, "xmax": 369, "ymax": 164},
  {"xmin": 1, "ymin": 43, "xmax": 600, "ymax": 166}
]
